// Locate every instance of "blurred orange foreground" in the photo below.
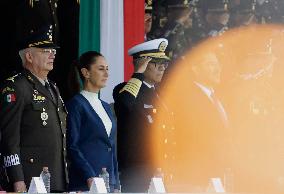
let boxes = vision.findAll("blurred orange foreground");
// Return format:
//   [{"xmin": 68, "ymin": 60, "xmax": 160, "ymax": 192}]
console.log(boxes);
[{"xmin": 151, "ymin": 24, "xmax": 284, "ymax": 194}]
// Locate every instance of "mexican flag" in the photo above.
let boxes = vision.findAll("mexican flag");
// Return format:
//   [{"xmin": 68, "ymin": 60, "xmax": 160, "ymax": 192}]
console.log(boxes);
[
  {"xmin": 6, "ymin": 94, "xmax": 16, "ymax": 103},
  {"xmin": 79, "ymin": 0, "xmax": 145, "ymax": 103}
]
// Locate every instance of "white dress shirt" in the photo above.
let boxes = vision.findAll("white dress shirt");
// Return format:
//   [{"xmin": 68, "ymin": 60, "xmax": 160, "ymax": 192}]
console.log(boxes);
[
  {"xmin": 194, "ymin": 82, "xmax": 228, "ymax": 125},
  {"xmin": 81, "ymin": 90, "xmax": 112, "ymax": 136}
]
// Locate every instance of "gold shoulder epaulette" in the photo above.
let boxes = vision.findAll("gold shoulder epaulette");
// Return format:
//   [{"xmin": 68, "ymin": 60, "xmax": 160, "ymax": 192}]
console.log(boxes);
[{"xmin": 119, "ymin": 78, "xmax": 142, "ymax": 97}]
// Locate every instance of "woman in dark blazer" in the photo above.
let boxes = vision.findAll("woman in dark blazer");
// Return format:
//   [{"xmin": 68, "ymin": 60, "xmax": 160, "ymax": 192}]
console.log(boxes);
[{"xmin": 66, "ymin": 51, "xmax": 119, "ymax": 192}]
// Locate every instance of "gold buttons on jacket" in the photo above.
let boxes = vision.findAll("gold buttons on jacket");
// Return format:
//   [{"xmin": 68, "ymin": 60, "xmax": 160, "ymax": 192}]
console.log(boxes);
[{"xmin": 29, "ymin": 158, "xmax": 34, "ymax": 163}]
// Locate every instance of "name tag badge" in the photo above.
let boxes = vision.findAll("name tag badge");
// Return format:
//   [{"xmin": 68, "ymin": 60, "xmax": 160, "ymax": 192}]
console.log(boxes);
[
  {"xmin": 144, "ymin": 104, "xmax": 153, "ymax": 109},
  {"xmin": 33, "ymin": 90, "xmax": 46, "ymax": 103}
]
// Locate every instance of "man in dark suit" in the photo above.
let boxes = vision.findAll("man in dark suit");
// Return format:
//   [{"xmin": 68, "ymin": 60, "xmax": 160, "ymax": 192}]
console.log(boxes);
[
  {"xmin": 162, "ymin": 50, "xmax": 231, "ymax": 192},
  {"xmin": 0, "ymin": 25, "xmax": 68, "ymax": 192},
  {"xmin": 113, "ymin": 38, "xmax": 171, "ymax": 193}
]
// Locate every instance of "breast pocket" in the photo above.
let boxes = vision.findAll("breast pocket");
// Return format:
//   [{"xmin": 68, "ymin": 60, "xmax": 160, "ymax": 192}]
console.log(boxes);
[{"xmin": 32, "ymin": 102, "xmax": 49, "ymax": 111}]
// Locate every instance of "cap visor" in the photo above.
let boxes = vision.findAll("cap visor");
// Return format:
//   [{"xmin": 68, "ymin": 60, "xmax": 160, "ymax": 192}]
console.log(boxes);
[{"xmin": 36, "ymin": 43, "xmax": 60, "ymax": 49}]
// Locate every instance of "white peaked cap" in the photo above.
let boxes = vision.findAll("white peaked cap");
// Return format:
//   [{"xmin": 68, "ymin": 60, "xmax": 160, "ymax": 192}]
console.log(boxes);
[{"xmin": 128, "ymin": 38, "xmax": 170, "ymax": 60}]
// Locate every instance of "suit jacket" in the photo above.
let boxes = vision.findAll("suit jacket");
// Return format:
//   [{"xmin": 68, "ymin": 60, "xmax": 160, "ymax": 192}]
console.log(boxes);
[
  {"xmin": 0, "ymin": 69, "xmax": 68, "ymax": 191},
  {"xmin": 164, "ymin": 81, "xmax": 231, "ymax": 192},
  {"xmin": 66, "ymin": 94, "xmax": 119, "ymax": 191}
]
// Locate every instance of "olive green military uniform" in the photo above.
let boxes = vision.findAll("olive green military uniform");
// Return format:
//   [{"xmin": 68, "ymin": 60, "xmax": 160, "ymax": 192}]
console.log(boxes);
[{"xmin": 0, "ymin": 69, "xmax": 68, "ymax": 192}]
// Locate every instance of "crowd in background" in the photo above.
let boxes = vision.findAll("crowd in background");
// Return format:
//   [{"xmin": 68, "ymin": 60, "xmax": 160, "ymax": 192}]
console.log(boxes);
[{"xmin": 146, "ymin": 0, "xmax": 284, "ymax": 63}]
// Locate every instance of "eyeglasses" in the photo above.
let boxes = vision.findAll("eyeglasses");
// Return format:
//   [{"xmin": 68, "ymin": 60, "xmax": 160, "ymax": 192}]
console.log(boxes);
[
  {"xmin": 151, "ymin": 61, "xmax": 169, "ymax": 69},
  {"xmin": 40, "ymin": 48, "xmax": 57, "ymax": 55}
]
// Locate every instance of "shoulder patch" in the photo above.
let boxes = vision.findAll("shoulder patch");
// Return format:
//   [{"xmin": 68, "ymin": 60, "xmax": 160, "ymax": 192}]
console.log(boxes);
[
  {"xmin": 4, "ymin": 93, "xmax": 16, "ymax": 103},
  {"xmin": 3, "ymin": 154, "xmax": 21, "ymax": 167},
  {"xmin": 2, "ymin": 86, "xmax": 15, "ymax": 94}
]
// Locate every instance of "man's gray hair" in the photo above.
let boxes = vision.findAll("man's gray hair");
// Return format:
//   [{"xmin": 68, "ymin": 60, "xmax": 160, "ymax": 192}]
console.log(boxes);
[{"xmin": 18, "ymin": 48, "xmax": 31, "ymax": 66}]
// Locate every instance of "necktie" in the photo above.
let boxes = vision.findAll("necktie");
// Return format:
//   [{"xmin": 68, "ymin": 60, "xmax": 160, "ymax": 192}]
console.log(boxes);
[
  {"xmin": 45, "ymin": 81, "xmax": 56, "ymax": 102},
  {"xmin": 210, "ymin": 91, "xmax": 229, "ymax": 128}
]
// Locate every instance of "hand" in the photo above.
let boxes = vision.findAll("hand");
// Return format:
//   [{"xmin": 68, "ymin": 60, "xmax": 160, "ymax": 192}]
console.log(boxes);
[
  {"xmin": 113, "ymin": 188, "xmax": 120, "ymax": 193},
  {"xmin": 135, "ymin": 57, "xmax": 152, "ymax": 73},
  {"xmin": 87, "ymin": 177, "xmax": 95, "ymax": 189},
  {"xmin": 13, "ymin": 181, "xmax": 27, "ymax": 193}
]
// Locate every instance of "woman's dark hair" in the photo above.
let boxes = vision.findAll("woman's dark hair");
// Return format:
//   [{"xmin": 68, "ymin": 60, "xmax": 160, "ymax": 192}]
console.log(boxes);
[{"xmin": 68, "ymin": 51, "xmax": 103, "ymax": 98}]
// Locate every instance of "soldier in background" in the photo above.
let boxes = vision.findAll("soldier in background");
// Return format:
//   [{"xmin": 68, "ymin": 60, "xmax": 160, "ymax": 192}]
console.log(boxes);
[
  {"xmin": 147, "ymin": 0, "xmax": 168, "ymax": 40},
  {"xmin": 184, "ymin": 0, "xmax": 208, "ymax": 48},
  {"xmin": 255, "ymin": 0, "xmax": 284, "ymax": 24},
  {"xmin": 145, "ymin": 0, "xmax": 153, "ymax": 41},
  {"xmin": 160, "ymin": 0, "xmax": 193, "ymax": 62},
  {"xmin": 201, "ymin": 0, "xmax": 230, "ymax": 37},
  {"xmin": 229, "ymin": 0, "xmax": 258, "ymax": 27}
]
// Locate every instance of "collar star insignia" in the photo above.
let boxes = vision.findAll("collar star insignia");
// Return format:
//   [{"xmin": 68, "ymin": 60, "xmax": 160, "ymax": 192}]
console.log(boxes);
[
  {"xmin": 27, "ymin": 75, "xmax": 34, "ymax": 82},
  {"xmin": 158, "ymin": 41, "xmax": 167, "ymax": 52}
]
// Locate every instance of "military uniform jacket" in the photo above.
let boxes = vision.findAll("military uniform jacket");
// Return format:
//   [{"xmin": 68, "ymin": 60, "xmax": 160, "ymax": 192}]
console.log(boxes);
[
  {"xmin": 113, "ymin": 73, "xmax": 173, "ymax": 170},
  {"xmin": 0, "ymin": 69, "xmax": 68, "ymax": 191},
  {"xmin": 163, "ymin": 80, "xmax": 231, "ymax": 190}
]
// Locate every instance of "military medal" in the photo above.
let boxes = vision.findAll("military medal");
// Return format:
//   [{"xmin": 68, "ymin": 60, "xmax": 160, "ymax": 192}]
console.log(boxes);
[{"xmin": 41, "ymin": 108, "xmax": 48, "ymax": 126}]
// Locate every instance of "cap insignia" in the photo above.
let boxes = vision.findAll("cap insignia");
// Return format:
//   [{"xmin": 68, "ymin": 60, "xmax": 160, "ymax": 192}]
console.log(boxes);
[{"xmin": 158, "ymin": 41, "xmax": 167, "ymax": 52}]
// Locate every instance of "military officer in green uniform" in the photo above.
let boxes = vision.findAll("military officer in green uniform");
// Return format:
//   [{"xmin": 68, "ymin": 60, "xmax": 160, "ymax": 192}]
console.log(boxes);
[{"xmin": 0, "ymin": 26, "xmax": 68, "ymax": 192}]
